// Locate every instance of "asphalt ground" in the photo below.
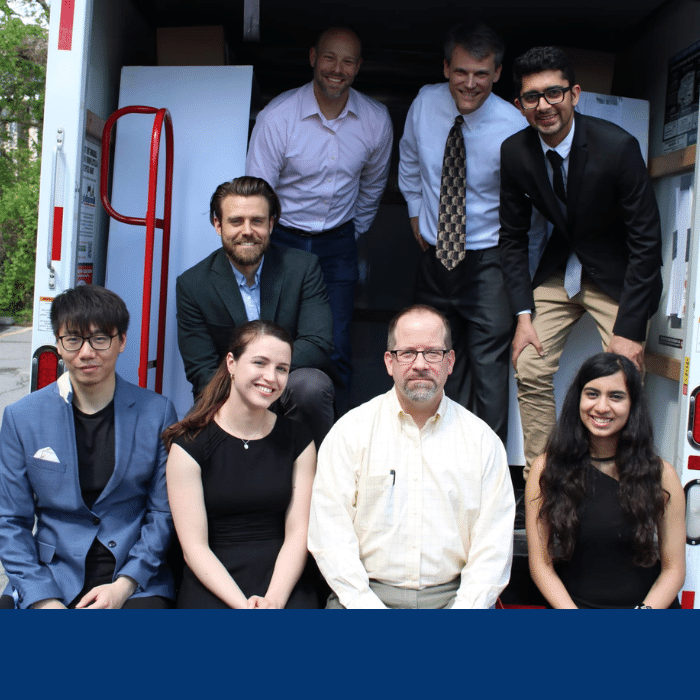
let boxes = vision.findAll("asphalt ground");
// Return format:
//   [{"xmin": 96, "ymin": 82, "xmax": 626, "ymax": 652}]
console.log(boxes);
[{"xmin": 0, "ymin": 324, "xmax": 32, "ymax": 594}]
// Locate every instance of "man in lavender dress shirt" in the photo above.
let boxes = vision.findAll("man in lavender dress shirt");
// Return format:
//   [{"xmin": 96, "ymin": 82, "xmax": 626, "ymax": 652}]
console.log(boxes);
[{"xmin": 246, "ymin": 27, "xmax": 393, "ymax": 404}]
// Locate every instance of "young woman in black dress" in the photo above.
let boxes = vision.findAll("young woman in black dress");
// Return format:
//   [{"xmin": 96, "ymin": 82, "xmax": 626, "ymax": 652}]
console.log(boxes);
[
  {"xmin": 163, "ymin": 320, "xmax": 318, "ymax": 608},
  {"xmin": 525, "ymin": 352, "xmax": 686, "ymax": 608}
]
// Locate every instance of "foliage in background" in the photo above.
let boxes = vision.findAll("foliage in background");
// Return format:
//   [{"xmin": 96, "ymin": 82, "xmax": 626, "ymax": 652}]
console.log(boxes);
[{"xmin": 0, "ymin": 0, "xmax": 48, "ymax": 320}]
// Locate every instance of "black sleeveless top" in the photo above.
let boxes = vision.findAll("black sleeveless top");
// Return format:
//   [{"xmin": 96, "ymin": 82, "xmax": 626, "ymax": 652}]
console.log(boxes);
[{"xmin": 555, "ymin": 464, "xmax": 680, "ymax": 609}]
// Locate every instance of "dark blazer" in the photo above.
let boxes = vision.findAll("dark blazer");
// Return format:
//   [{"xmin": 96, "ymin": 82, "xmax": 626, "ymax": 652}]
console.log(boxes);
[
  {"xmin": 499, "ymin": 112, "xmax": 662, "ymax": 342},
  {"xmin": 176, "ymin": 243, "xmax": 334, "ymax": 398},
  {"xmin": 0, "ymin": 373, "xmax": 177, "ymax": 608}
]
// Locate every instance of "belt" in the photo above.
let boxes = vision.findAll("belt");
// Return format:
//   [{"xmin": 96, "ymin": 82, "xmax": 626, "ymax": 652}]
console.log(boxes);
[{"xmin": 275, "ymin": 221, "xmax": 352, "ymax": 238}]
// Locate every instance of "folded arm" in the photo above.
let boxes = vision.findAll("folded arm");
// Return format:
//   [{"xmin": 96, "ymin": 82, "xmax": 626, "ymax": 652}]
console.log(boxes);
[
  {"xmin": 254, "ymin": 441, "xmax": 316, "ymax": 608},
  {"xmin": 289, "ymin": 257, "xmax": 334, "ymax": 372},
  {"xmin": 611, "ymin": 136, "xmax": 663, "ymax": 343},
  {"xmin": 354, "ymin": 113, "xmax": 392, "ymax": 235},
  {"xmin": 307, "ymin": 422, "xmax": 386, "ymax": 609},
  {"xmin": 525, "ymin": 455, "xmax": 578, "ymax": 608},
  {"xmin": 166, "ymin": 443, "xmax": 249, "ymax": 609},
  {"xmin": 112, "ymin": 398, "xmax": 177, "ymax": 600},
  {"xmin": 176, "ymin": 275, "xmax": 223, "ymax": 398},
  {"xmin": 452, "ymin": 436, "xmax": 515, "ymax": 609},
  {"xmin": 0, "ymin": 406, "xmax": 65, "ymax": 608},
  {"xmin": 641, "ymin": 460, "xmax": 686, "ymax": 609}
]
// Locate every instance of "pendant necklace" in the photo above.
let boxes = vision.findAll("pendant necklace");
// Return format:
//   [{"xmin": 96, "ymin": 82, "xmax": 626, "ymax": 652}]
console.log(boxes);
[{"xmin": 221, "ymin": 412, "xmax": 267, "ymax": 450}]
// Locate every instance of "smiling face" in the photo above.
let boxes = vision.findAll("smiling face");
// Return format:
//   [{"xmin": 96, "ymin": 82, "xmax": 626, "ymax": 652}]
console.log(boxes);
[
  {"xmin": 214, "ymin": 194, "xmax": 273, "ymax": 274},
  {"xmin": 227, "ymin": 334, "xmax": 292, "ymax": 410},
  {"xmin": 56, "ymin": 324, "xmax": 126, "ymax": 392},
  {"xmin": 516, "ymin": 69, "xmax": 580, "ymax": 147},
  {"xmin": 384, "ymin": 310, "xmax": 454, "ymax": 414},
  {"xmin": 310, "ymin": 29, "xmax": 362, "ymax": 103},
  {"xmin": 579, "ymin": 370, "xmax": 631, "ymax": 449},
  {"xmin": 444, "ymin": 46, "xmax": 501, "ymax": 116}
]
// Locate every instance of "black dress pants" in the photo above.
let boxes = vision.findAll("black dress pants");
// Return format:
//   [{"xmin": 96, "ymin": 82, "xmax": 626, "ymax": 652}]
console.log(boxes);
[{"xmin": 415, "ymin": 245, "xmax": 513, "ymax": 445}]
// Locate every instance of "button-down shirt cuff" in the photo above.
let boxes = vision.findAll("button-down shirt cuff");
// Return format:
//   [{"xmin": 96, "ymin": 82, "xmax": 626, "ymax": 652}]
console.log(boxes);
[{"xmin": 406, "ymin": 199, "xmax": 422, "ymax": 218}]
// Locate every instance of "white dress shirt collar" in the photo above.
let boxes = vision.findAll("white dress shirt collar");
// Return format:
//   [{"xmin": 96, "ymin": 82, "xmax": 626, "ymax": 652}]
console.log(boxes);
[
  {"xmin": 459, "ymin": 92, "xmax": 493, "ymax": 132},
  {"xmin": 390, "ymin": 384, "xmax": 448, "ymax": 429},
  {"xmin": 300, "ymin": 81, "xmax": 359, "ymax": 125},
  {"xmin": 539, "ymin": 117, "xmax": 576, "ymax": 162}
]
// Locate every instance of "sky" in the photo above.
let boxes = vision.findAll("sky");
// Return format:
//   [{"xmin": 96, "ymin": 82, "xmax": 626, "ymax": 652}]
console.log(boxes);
[{"xmin": 7, "ymin": 0, "xmax": 49, "ymax": 26}]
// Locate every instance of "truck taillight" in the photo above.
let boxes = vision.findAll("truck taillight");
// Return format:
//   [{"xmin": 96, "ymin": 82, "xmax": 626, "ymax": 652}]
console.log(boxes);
[
  {"xmin": 688, "ymin": 387, "xmax": 700, "ymax": 446},
  {"xmin": 31, "ymin": 346, "xmax": 63, "ymax": 392}
]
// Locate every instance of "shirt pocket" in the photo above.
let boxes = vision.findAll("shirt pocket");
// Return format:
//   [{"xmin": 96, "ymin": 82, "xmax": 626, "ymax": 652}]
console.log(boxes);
[{"xmin": 355, "ymin": 474, "xmax": 397, "ymax": 534}]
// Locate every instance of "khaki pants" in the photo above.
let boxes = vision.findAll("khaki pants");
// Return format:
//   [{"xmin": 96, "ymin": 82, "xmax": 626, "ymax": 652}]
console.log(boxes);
[{"xmin": 516, "ymin": 270, "xmax": 620, "ymax": 480}]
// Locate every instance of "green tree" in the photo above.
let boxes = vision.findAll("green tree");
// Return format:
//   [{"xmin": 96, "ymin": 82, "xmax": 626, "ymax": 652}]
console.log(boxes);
[{"xmin": 0, "ymin": 0, "xmax": 48, "ymax": 320}]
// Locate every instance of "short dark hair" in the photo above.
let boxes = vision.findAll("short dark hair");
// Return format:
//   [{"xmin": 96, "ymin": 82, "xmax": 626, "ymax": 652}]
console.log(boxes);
[
  {"xmin": 387, "ymin": 304, "xmax": 452, "ymax": 351},
  {"xmin": 512, "ymin": 46, "xmax": 576, "ymax": 95},
  {"xmin": 209, "ymin": 176, "xmax": 281, "ymax": 226},
  {"xmin": 444, "ymin": 21, "xmax": 504, "ymax": 68},
  {"xmin": 50, "ymin": 285, "xmax": 130, "ymax": 337}
]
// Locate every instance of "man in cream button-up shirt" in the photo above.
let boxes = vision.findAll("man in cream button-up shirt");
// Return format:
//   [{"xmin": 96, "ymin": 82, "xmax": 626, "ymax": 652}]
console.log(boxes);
[{"xmin": 308, "ymin": 304, "xmax": 515, "ymax": 609}]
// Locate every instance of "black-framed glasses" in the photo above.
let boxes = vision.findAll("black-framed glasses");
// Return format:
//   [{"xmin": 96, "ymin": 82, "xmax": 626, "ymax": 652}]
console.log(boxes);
[
  {"xmin": 57, "ymin": 333, "xmax": 119, "ymax": 352},
  {"xmin": 389, "ymin": 349, "xmax": 449, "ymax": 364},
  {"xmin": 519, "ymin": 86, "xmax": 573, "ymax": 110}
]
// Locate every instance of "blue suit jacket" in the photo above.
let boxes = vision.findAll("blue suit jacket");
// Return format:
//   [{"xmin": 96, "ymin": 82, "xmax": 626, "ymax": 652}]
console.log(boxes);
[{"xmin": 0, "ymin": 373, "xmax": 177, "ymax": 608}]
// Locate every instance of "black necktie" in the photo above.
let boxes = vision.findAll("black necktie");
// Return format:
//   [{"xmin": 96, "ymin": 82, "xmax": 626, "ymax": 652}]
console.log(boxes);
[
  {"xmin": 436, "ymin": 115, "xmax": 466, "ymax": 270},
  {"xmin": 546, "ymin": 149, "xmax": 567, "ymax": 204},
  {"xmin": 546, "ymin": 149, "xmax": 581, "ymax": 297}
]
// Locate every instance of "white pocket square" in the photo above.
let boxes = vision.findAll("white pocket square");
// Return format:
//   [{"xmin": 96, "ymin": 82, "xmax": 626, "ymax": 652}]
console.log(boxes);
[{"xmin": 33, "ymin": 447, "xmax": 60, "ymax": 463}]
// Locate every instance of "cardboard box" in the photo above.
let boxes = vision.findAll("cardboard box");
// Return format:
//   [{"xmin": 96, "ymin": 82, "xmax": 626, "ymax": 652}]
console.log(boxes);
[{"xmin": 157, "ymin": 26, "xmax": 227, "ymax": 66}]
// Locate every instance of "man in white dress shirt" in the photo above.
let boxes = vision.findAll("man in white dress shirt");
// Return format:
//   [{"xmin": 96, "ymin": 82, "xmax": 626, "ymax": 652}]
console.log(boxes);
[
  {"xmin": 399, "ymin": 21, "xmax": 529, "ymax": 445},
  {"xmin": 246, "ymin": 27, "xmax": 393, "ymax": 402},
  {"xmin": 308, "ymin": 304, "xmax": 515, "ymax": 609}
]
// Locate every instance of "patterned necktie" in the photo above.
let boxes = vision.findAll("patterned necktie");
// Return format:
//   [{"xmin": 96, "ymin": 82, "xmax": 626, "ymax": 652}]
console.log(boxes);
[
  {"xmin": 436, "ymin": 115, "xmax": 466, "ymax": 270},
  {"xmin": 546, "ymin": 149, "xmax": 581, "ymax": 297}
]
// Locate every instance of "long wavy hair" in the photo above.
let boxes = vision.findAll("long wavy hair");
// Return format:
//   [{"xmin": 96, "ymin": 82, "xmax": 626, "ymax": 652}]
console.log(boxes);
[
  {"xmin": 162, "ymin": 320, "xmax": 293, "ymax": 451},
  {"xmin": 538, "ymin": 352, "xmax": 667, "ymax": 567}
]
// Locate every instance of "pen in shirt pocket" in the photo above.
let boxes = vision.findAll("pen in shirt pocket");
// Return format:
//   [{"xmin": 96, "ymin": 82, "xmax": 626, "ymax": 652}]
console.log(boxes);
[{"xmin": 390, "ymin": 469, "xmax": 396, "ymax": 485}]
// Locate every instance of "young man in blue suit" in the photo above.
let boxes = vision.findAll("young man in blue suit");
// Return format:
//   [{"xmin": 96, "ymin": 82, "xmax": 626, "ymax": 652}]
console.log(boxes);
[
  {"xmin": 0, "ymin": 285, "xmax": 177, "ymax": 608},
  {"xmin": 498, "ymin": 47, "xmax": 663, "ymax": 478}
]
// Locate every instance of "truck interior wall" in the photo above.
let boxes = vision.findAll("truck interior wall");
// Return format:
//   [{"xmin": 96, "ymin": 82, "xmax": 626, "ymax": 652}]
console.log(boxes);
[
  {"xmin": 81, "ymin": 2, "xmax": 689, "ymax": 466},
  {"xmin": 613, "ymin": 0, "xmax": 700, "ymax": 465}
]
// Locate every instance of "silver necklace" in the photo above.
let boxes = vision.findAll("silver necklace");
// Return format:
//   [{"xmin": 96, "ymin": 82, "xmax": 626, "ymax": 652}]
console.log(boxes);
[{"xmin": 221, "ymin": 412, "xmax": 267, "ymax": 450}]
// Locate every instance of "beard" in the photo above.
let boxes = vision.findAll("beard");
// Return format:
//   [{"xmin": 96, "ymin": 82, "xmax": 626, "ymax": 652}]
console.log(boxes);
[
  {"xmin": 313, "ymin": 72, "xmax": 352, "ymax": 100},
  {"xmin": 401, "ymin": 375, "xmax": 439, "ymax": 403},
  {"xmin": 222, "ymin": 236, "xmax": 269, "ymax": 268}
]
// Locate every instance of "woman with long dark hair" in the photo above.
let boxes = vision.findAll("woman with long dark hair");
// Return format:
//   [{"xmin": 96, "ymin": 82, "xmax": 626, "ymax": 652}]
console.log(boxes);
[
  {"xmin": 163, "ymin": 320, "xmax": 318, "ymax": 608},
  {"xmin": 525, "ymin": 352, "xmax": 685, "ymax": 608}
]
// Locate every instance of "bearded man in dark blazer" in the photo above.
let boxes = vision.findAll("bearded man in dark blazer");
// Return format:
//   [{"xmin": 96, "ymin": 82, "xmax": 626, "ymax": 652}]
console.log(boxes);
[
  {"xmin": 498, "ymin": 47, "xmax": 662, "ymax": 479},
  {"xmin": 176, "ymin": 176, "xmax": 335, "ymax": 447}
]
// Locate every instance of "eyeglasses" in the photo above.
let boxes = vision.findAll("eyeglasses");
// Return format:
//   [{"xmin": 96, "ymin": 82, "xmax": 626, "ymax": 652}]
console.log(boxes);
[
  {"xmin": 57, "ymin": 333, "xmax": 120, "ymax": 352},
  {"xmin": 519, "ymin": 86, "xmax": 573, "ymax": 110},
  {"xmin": 389, "ymin": 349, "xmax": 449, "ymax": 364}
]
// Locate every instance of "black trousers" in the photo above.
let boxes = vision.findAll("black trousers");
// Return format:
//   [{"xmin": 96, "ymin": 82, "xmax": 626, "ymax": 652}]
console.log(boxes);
[{"xmin": 415, "ymin": 245, "xmax": 513, "ymax": 445}]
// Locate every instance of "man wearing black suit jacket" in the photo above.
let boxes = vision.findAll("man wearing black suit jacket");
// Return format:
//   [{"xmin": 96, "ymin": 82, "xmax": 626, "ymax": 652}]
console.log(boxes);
[
  {"xmin": 498, "ymin": 47, "xmax": 662, "ymax": 478},
  {"xmin": 176, "ymin": 176, "xmax": 335, "ymax": 447}
]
